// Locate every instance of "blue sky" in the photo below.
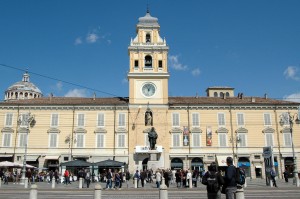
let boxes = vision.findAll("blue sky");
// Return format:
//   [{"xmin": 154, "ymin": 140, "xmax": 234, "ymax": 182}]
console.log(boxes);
[{"xmin": 1, "ymin": 0, "xmax": 300, "ymax": 102}]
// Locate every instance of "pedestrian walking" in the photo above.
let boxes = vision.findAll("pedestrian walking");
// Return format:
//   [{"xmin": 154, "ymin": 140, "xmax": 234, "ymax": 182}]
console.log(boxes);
[
  {"xmin": 54, "ymin": 169, "xmax": 59, "ymax": 184},
  {"xmin": 202, "ymin": 162, "xmax": 224, "ymax": 199},
  {"xmin": 175, "ymin": 170, "xmax": 181, "ymax": 188},
  {"xmin": 270, "ymin": 167, "xmax": 278, "ymax": 187},
  {"xmin": 64, "ymin": 169, "xmax": 70, "ymax": 185},
  {"xmin": 106, "ymin": 169, "xmax": 113, "ymax": 189},
  {"xmin": 223, "ymin": 157, "xmax": 237, "ymax": 199},
  {"xmin": 163, "ymin": 169, "xmax": 170, "ymax": 187},
  {"xmin": 85, "ymin": 170, "xmax": 91, "ymax": 188},
  {"xmin": 155, "ymin": 169, "xmax": 162, "ymax": 188},
  {"xmin": 140, "ymin": 169, "xmax": 147, "ymax": 187},
  {"xmin": 283, "ymin": 169, "xmax": 289, "ymax": 183},
  {"xmin": 133, "ymin": 170, "xmax": 140, "ymax": 188},
  {"xmin": 125, "ymin": 169, "xmax": 131, "ymax": 188},
  {"xmin": 4, "ymin": 170, "xmax": 9, "ymax": 184},
  {"xmin": 26, "ymin": 169, "xmax": 32, "ymax": 185}
]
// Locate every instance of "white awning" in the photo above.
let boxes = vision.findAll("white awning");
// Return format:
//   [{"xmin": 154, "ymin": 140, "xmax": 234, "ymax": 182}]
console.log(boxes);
[
  {"xmin": 216, "ymin": 155, "xmax": 232, "ymax": 167},
  {"xmin": 26, "ymin": 155, "xmax": 39, "ymax": 161},
  {"xmin": 255, "ymin": 165, "xmax": 262, "ymax": 168},
  {"xmin": 44, "ymin": 156, "xmax": 60, "ymax": 160}
]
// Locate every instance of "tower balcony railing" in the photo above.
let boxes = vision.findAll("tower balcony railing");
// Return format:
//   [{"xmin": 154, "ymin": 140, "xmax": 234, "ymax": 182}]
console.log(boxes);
[
  {"xmin": 143, "ymin": 67, "xmax": 154, "ymax": 72},
  {"xmin": 130, "ymin": 42, "xmax": 166, "ymax": 46}
]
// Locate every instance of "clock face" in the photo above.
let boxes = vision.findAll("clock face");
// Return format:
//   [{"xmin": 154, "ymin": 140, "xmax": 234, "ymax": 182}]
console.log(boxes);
[{"xmin": 142, "ymin": 83, "xmax": 156, "ymax": 97}]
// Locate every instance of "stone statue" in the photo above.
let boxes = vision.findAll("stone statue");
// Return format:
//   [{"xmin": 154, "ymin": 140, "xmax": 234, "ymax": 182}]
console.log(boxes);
[
  {"xmin": 145, "ymin": 111, "xmax": 152, "ymax": 126},
  {"xmin": 148, "ymin": 127, "xmax": 158, "ymax": 150}
]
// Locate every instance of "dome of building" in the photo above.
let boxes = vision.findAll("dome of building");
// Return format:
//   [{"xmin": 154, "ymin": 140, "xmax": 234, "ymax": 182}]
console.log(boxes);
[
  {"xmin": 4, "ymin": 72, "xmax": 43, "ymax": 101},
  {"xmin": 138, "ymin": 10, "xmax": 159, "ymax": 26}
]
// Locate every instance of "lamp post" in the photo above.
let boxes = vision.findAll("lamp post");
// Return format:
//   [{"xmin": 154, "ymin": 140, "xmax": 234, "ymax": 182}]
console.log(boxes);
[
  {"xmin": 230, "ymin": 134, "xmax": 241, "ymax": 166},
  {"xmin": 279, "ymin": 112, "xmax": 300, "ymax": 187},
  {"xmin": 65, "ymin": 134, "xmax": 76, "ymax": 161},
  {"xmin": 18, "ymin": 112, "xmax": 35, "ymax": 185}
]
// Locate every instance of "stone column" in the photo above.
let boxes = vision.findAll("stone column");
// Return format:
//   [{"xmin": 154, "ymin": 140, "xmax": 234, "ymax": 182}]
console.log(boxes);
[
  {"xmin": 235, "ymin": 187, "xmax": 245, "ymax": 199},
  {"xmin": 94, "ymin": 184, "xmax": 102, "ymax": 199},
  {"xmin": 159, "ymin": 184, "xmax": 168, "ymax": 199},
  {"xmin": 24, "ymin": 177, "xmax": 28, "ymax": 189},
  {"xmin": 52, "ymin": 177, "xmax": 55, "ymax": 189},
  {"xmin": 79, "ymin": 177, "xmax": 83, "ymax": 189},
  {"xmin": 29, "ymin": 184, "xmax": 38, "ymax": 199},
  {"xmin": 134, "ymin": 178, "xmax": 137, "ymax": 188},
  {"xmin": 189, "ymin": 177, "xmax": 193, "ymax": 188}
]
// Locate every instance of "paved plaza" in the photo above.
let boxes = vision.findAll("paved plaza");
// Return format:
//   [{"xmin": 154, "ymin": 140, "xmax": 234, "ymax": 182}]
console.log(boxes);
[{"xmin": 1, "ymin": 178, "xmax": 300, "ymax": 199}]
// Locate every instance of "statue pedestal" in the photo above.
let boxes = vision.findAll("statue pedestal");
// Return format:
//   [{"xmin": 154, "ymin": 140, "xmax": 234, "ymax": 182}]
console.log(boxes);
[
  {"xmin": 149, "ymin": 150, "xmax": 158, "ymax": 161},
  {"xmin": 147, "ymin": 150, "xmax": 162, "ymax": 171}
]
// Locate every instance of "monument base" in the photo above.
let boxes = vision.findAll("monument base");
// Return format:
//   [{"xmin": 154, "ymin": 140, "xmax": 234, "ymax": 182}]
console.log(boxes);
[
  {"xmin": 147, "ymin": 150, "xmax": 163, "ymax": 171},
  {"xmin": 149, "ymin": 150, "xmax": 159, "ymax": 161}
]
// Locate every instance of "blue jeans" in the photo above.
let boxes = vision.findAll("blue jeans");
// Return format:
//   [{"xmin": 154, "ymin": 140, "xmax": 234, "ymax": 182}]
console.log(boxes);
[
  {"xmin": 156, "ymin": 181, "xmax": 161, "ymax": 188},
  {"xmin": 226, "ymin": 187, "xmax": 237, "ymax": 199},
  {"xmin": 106, "ymin": 179, "xmax": 112, "ymax": 189}
]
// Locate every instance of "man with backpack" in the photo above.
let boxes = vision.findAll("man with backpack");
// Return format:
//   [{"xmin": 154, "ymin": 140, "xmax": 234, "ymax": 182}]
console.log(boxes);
[
  {"xmin": 224, "ymin": 157, "xmax": 237, "ymax": 199},
  {"xmin": 202, "ymin": 162, "xmax": 224, "ymax": 199}
]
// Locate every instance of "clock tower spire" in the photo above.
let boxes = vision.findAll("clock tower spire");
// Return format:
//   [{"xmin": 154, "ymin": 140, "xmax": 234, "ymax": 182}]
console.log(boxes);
[{"xmin": 127, "ymin": 11, "xmax": 169, "ymax": 105}]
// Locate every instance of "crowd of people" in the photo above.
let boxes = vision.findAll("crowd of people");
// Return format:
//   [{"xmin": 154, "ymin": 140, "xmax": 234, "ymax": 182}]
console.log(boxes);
[{"xmin": 1, "ymin": 160, "xmax": 298, "ymax": 199}]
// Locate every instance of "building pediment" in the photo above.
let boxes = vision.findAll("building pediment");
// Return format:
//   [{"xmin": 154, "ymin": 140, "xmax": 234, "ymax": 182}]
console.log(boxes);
[
  {"xmin": 169, "ymin": 127, "xmax": 182, "ymax": 133},
  {"xmin": 94, "ymin": 128, "xmax": 107, "ymax": 133},
  {"xmin": 262, "ymin": 127, "xmax": 275, "ymax": 134},
  {"xmin": 235, "ymin": 127, "xmax": 248, "ymax": 133},
  {"xmin": 191, "ymin": 127, "xmax": 202, "ymax": 133},
  {"xmin": 116, "ymin": 127, "xmax": 127, "ymax": 133},
  {"xmin": 74, "ymin": 128, "xmax": 87, "ymax": 133},
  {"xmin": 216, "ymin": 127, "xmax": 228, "ymax": 133},
  {"xmin": 47, "ymin": 128, "xmax": 60, "ymax": 133},
  {"xmin": 1, "ymin": 127, "xmax": 14, "ymax": 133}
]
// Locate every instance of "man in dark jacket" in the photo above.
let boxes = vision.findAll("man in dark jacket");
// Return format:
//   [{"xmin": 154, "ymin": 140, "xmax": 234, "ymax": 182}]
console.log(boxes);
[
  {"xmin": 202, "ymin": 162, "xmax": 224, "ymax": 199},
  {"xmin": 140, "ymin": 169, "xmax": 147, "ymax": 187},
  {"xmin": 224, "ymin": 157, "xmax": 237, "ymax": 199}
]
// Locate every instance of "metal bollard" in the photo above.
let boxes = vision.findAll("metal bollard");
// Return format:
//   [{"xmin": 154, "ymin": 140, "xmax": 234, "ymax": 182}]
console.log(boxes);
[
  {"xmin": 243, "ymin": 178, "xmax": 247, "ymax": 188},
  {"xmin": 29, "ymin": 184, "xmax": 38, "ymax": 199},
  {"xmin": 79, "ymin": 177, "xmax": 83, "ymax": 189},
  {"xmin": 235, "ymin": 187, "xmax": 245, "ymax": 199},
  {"xmin": 189, "ymin": 178, "xmax": 193, "ymax": 188},
  {"xmin": 134, "ymin": 178, "xmax": 137, "ymax": 188},
  {"xmin": 269, "ymin": 177, "xmax": 273, "ymax": 187},
  {"xmin": 159, "ymin": 183, "xmax": 168, "ymax": 199},
  {"xmin": 52, "ymin": 177, "xmax": 55, "ymax": 189},
  {"xmin": 161, "ymin": 177, "xmax": 165, "ymax": 186},
  {"xmin": 94, "ymin": 184, "xmax": 102, "ymax": 199},
  {"xmin": 25, "ymin": 177, "xmax": 28, "ymax": 189}
]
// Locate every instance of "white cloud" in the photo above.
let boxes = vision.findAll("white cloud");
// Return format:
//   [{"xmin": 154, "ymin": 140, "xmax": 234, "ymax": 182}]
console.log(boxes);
[
  {"xmin": 284, "ymin": 66, "xmax": 300, "ymax": 81},
  {"xmin": 191, "ymin": 68, "xmax": 201, "ymax": 76},
  {"xmin": 122, "ymin": 78, "xmax": 128, "ymax": 84},
  {"xmin": 168, "ymin": 55, "xmax": 188, "ymax": 71},
  {"xmin": 55, "ymin": 81, "xmax": 63, "ymax": 91},
  {"xmin": 75, "ymin": 26, "xmax": 111, "ymax": 45},
  {"xmin": 283, "ymin": 92, "xmax": 300, "ymax": 103},
  {"xmin": 74, "ymin": 37, "xmax": 83, "ymax": 45},
  {"xmin": 64, "ymin": 89, "xmax": 89, "ymax": 97},
  {"xmin": 86, "ymin": 33, "xmax": 99, "ymax": 43}
]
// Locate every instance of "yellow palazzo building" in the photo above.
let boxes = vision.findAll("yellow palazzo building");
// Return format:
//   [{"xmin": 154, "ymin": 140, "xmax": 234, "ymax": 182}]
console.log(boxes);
[{"xmin": 0, "ymin": 10, "xmax": 299, "ymax": 180}]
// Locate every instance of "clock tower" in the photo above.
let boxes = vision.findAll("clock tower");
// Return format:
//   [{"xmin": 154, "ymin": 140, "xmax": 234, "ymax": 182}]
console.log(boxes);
[{"xmin": 128, "ymin": 10, "xmax": 169, "ymax": 105}]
